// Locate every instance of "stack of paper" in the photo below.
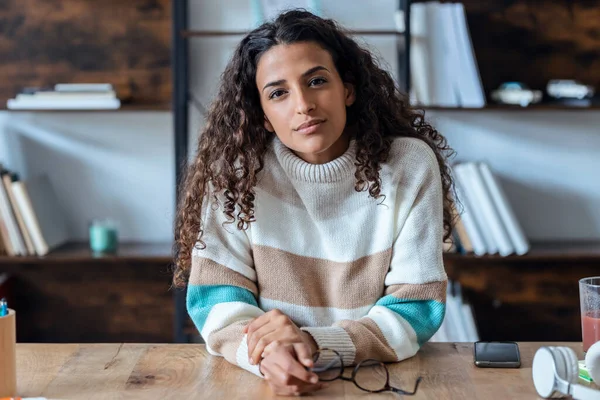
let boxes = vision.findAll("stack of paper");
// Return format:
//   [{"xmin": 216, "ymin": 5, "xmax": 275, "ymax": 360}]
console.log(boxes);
[{"xmin": 7, "ymin": 83, "xmax": 121, "ymax": 110}]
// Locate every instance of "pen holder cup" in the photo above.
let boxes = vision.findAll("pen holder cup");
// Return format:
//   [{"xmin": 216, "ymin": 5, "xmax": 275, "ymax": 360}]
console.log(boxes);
[{"xmin": 0, "ymin": 308, "xmax": 17, "ymax": 397}]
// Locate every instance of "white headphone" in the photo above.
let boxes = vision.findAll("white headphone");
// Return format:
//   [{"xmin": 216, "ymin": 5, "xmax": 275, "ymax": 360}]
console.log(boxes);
[{"xmin": 532, "ymin": 342, "xmax": 600, "ymax": 399}]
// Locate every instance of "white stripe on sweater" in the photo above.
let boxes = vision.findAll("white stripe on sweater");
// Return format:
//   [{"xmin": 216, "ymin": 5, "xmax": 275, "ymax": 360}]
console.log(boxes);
[
  {"xmin": 236, "ymin": 335, "xmax": 264, "ymax": 378},
  {"xmin": 367, "ymin": 305, "xmax": 420, "ymax": 361},
  {"xmin": 258, "ymin": 297, "xmax": 373, "ymax": 327},
  {"xmin": 253, "ymin": 190, "xmax": 399, "ymax": 262},
  {"xmin": 201, "ymin": 302, "xmax": 265, "ymax": 348},
  {"xmin": 193, "ymin": 244, "xmax": 256, "ymax": 282}
]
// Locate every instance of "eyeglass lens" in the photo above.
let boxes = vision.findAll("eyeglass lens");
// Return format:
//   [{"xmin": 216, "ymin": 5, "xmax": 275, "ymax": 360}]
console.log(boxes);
[
  {"xmin": 311, "ymin": 349, "xmax": 343, "ymax": 381},
  {"xmin": 354, "ymin": 360, "xmax": 389, "ymax": 392}
]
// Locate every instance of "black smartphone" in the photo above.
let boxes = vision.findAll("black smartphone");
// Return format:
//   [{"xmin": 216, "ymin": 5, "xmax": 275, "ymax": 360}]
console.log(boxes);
[{"xmin": 473, "ymin": 341, "xmax": 521, "ymax": 368}]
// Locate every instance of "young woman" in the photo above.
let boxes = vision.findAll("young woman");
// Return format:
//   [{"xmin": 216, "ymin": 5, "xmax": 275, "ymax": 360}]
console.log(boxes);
[{"xmin": 173, "ymin": 10, "xmax": 455, "ymax": 396}]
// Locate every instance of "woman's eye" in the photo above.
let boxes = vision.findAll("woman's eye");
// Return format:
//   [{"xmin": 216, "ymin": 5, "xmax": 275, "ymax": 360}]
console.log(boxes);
[
  {"xmin": 269, "ymin": 90, "xmax": 286, "ymax": 99},
  {"xmin": 309, "ymin": 78, "xmax": 326, "ymax": 86}
]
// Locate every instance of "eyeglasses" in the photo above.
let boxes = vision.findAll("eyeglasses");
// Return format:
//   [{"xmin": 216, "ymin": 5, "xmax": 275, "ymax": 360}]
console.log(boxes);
[{"xmin": 307, "ymin": 348, "xmax": 422, "ymax": 395}]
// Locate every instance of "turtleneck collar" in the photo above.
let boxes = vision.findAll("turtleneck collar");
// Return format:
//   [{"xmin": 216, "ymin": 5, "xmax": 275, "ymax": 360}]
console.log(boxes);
[{"xmin": 272, "ymin": 136, "xmax": 357, "ymax": 183}]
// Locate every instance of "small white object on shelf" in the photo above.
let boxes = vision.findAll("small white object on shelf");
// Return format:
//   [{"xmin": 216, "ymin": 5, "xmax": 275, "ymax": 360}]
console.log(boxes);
[
  {"xmin": 490, "ymin": 82, "xmax": 542, "ymax": 107},
  {"xmin": 546, "ymin": 79, "xmax": 594, "ymax": 99}
]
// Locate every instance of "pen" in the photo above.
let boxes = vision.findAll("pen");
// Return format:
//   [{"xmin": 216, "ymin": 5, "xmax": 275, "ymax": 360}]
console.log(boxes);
[{"xmin": 0, "ymin": 298, "xmax": 7, "ymax": 316}]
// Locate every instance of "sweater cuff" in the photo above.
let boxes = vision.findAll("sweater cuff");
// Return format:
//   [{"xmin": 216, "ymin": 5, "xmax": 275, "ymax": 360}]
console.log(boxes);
[
  {"xmin": 236, "ymin": 335, "xmax": 264, "ymax": 378},
  {"xmin": 301, "ymin": 326, "xmax": 356, "ymax": 368}
]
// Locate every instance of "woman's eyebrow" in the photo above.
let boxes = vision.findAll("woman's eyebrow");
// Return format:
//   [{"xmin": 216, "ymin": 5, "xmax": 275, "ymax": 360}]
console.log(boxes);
[{"xmin": 262, "ymin": 65, "xmax": 330, "ymax": 91}]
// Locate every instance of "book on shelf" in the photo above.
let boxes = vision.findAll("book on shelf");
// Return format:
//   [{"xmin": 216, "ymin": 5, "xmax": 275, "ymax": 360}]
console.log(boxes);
[
  {"xmin": 454, "ymin": 163, "xmax": 498, "ymax": 254},
  {"xmin": 0, "ymin": 168, "xmax": 27, "ymax": 256},
  {"xmin": 6, "ymin": 83, "xmax": 123, "ymax": 110},
  {"xmin": 1, "ymin": 172, "xmax": 35, "ymax": 255},
  {"xmin": 0, "ymin": 169, "xmax": 69, "ymax": 257},
  {"xmin": 452, "ymin": 161, "xmax": 530, "ymax": 256},
  {"xmin": 410, "ymin": 2, "xmax": 485, "ymax": 107},
  {"xmin": 478, "ymin": 163, "xmax": 530, "ymax": 255},
  {"xmin": 452, "ymin": 210, "xmax": 474, "ymax": 254}
]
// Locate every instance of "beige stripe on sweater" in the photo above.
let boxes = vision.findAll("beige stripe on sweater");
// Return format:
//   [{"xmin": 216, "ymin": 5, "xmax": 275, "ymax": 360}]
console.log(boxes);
[
  {"xmin": 385, "ymin": 281, "xmax": 447, "ymax": 303},
  {"xmin": 207, "ymin": 320, "xmax": 247, "ymax": 363},
  {"xmin": 337, "ymin": 317, "xmax": 398, "ymax": 362},
  {"xmin": 254, "ymin": 245, "xmax": 392, "ymax": 309},
  {"xmin": 190, "ymin": 257, "xmax": 258, "ymax": 296}
]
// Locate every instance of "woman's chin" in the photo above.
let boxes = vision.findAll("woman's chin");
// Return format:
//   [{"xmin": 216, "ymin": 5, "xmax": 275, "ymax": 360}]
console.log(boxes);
[{"xmin": 293, "ymin": 143, "xmax": 331, "ymax": 158}]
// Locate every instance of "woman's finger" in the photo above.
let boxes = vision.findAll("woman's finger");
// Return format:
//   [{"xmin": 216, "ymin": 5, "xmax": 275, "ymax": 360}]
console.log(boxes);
[
  {"xmin": 264, "ymin": 360, "xmax": 325, "ymax": 396},
  {"xmin": 244, "ymin": 314, "xmax": 270, "ymax": 336},
  {"xmin": 293, "ymin": 342, "xmax": 314, "ymax": 368},
  {"xmin": 247, "ymin": 325, "xmax": 278, "ymax": 363},
  {"xmin": 250, "ymin": 333, "xmax": 279, "ymax": 365},
  {"xmin": 273, "ymin": 347, "xmax": 319, "ymax": 384}
]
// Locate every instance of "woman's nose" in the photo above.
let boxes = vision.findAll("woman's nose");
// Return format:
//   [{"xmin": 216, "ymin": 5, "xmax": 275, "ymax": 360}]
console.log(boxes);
[{"xmin": 295, "ymin": 90, "xmax": 316, "ymax": 114}]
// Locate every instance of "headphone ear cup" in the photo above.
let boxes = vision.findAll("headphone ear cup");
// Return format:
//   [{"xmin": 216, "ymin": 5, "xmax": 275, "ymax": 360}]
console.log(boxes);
[
  {"xmin": 549, "ymin": 346, "xmax": 568, "ymax": 383},
  {"xmin": 585, "ymin": 341, "xmax": 600, "ymax": 383},
  {"xmin": 556, "ymin": 347, "xmax": 579, "ymax": 384},
  {"xmin": 533, "ymin": 346, "xmax": 563, "ymax": 398}
]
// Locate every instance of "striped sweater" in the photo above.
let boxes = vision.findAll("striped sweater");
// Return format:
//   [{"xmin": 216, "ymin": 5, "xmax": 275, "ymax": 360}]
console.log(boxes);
[{"xmin": 187, "ymin": 136, "xmax": 447, "ymax": 377}]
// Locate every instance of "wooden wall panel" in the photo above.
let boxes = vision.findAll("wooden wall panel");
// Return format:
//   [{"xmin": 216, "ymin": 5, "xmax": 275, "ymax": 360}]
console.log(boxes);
[
  {"xmin": 459, "ymin": 0, "xmax": 600, "ymax": 96},
  {"xmin": 445, "ymin": 257, "xmax": 596, "ymax": 341},
  {"xmin": 5, "ymin": 261, "xmax": 174, "ymax": 343},
  {"xmin": 0, "ymin": 0, "xmax": 171, "ymax": 109}
]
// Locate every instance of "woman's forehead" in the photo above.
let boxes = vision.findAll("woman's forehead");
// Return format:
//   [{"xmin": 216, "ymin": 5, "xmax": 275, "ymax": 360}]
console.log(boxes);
[{"xmin": 255, "ymin": 42, "xmax": 336, "ymax": 85}]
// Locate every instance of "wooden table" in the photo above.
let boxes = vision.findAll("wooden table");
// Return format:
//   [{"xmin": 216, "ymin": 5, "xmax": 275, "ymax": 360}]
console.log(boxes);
[{"xmin": 14, "ymin": 342, "xmax": 596, "ymax": 399}]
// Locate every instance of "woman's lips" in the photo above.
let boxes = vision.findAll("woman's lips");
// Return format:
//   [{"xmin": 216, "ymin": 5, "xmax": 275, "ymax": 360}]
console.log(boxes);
[{"xmin": 295, "ymin": 120, "xmax": 324, "ymax": 135}]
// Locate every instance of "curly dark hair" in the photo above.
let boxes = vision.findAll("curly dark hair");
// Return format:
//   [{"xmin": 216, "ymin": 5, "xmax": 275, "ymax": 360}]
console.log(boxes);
[{"xmin": 173, "ymin": 10, "xmax": 455, "ymax": 287}]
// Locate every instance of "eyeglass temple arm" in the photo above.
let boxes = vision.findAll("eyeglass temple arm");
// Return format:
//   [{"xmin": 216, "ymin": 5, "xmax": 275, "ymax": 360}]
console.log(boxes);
[{"xmin": 390, "ymin": 376, "xmax": 422, "ymax": 396}]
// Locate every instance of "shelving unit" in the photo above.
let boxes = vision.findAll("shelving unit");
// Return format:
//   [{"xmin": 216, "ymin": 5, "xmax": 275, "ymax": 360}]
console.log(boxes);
[
  {"xmin": 423, "ymin": 105, "xmax": 600, "ymax": 112},
  {"xmin": 444, "ymin": 241, "xmax": 600, "ymax": 263},
  {"xmin": 2, "ymin": 104, "xmax": 171, "ymax": 112},
  {"xmin": 0, "ymin": 241, "xmax": 174, "ymax": 343},
  {"xmin": 181, "ymin": 29, "xmax": 406, "ymax": 37},
  {"xmin": 1, "ymin": 0, "xmax": 596, "ymax": 344},
  {"xmin": 0, "ymin": 0, "xmax": 172, "ymax": 112},
  {"xmin": 0, "ymin": 1, "xmax": 175, "ymax": 344},
  {"xmin": 0, "ymin": 242, "xmax": 172, "ymax": 266}
]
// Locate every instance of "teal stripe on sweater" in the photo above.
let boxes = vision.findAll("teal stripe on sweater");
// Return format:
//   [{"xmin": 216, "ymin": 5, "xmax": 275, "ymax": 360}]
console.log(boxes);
[
  {"xmin": 187, "ymin": 284, "xmax": 258, "ymax": 332},
  {"xmin": 375, "ymin": 296, "xmax": 445, "ymax": 346}
]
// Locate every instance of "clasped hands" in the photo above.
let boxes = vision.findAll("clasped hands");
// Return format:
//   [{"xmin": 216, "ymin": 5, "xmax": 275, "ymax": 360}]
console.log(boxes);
[{"xmin": 243, "ymin": 309, "xmax": 327, "ymax": 396}]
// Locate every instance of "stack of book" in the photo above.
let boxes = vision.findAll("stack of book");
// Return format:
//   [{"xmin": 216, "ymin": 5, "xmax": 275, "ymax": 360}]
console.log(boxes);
[
  {"xmin": 452, "ymin": 162, "xmax": 530, "ymax": 256},
  {"xmin": 6, "ymin": 83, "xmax": 121, "ymax": 110},
  {"xmin": 410, "ymin": 2, "xmax": 485, "ymax": 107},
  {"xmin": 430, "ymin": 281, "xmax": 479, "ymax": 342},
  {"xmin": 0, "ymin": 167, "xmax": 69, "ymax": 256}
]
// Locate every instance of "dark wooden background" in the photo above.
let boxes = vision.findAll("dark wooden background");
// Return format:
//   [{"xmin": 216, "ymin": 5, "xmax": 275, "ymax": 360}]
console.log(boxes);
[
  {"xmin": 0, "ymin": 243, "xmax": 175, "ymax": 343},
  {"xmin": 444, "ymin": 241, "xmax": 600, "ymax": 342},
  {"xmin": 462, "ymin": 0, "xmax": 600, "ymax": 96},
  {"xmin": 0, "ymin": 0, "xmax": 172, "ymax": 109}
]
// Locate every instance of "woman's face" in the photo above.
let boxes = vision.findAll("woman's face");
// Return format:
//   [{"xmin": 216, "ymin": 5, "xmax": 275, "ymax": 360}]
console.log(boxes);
[{"xmin": 255, "ymin": 41, "xmax": 355, "ymax": 164}]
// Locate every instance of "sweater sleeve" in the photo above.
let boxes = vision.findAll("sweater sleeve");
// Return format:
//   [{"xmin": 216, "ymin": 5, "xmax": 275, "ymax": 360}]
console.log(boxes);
[
  {"xmin": 187, "ymin": 191, "xmax": 265, "ymax": 377},
  {"xmin": 301, "ymin": 150, "xmax": 447, "ymax": 367}
]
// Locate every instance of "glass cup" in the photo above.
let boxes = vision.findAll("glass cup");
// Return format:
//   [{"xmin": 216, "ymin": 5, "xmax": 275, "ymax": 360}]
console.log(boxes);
[
  {"xmin": 580, "ymin": 277, "xmax": 600, "ymax": 353},
  {"xmin": 89, "ymin": 219, "xmax": 119, "ymax": 255}
]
